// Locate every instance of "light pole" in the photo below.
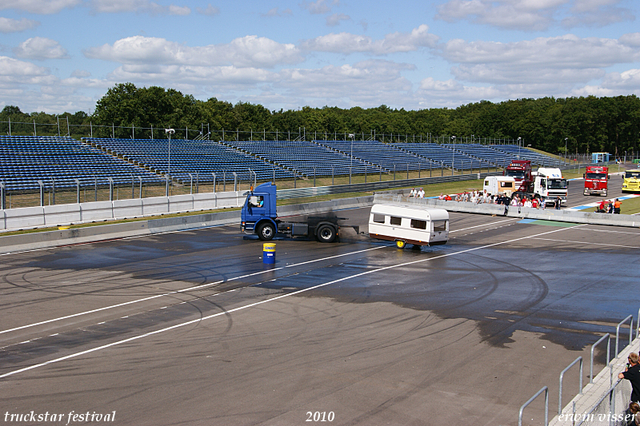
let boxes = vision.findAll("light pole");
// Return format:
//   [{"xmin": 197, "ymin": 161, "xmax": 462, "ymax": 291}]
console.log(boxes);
[
  {"xmin": 349, "ymin": 133, "xmax": 355, "ymax": 169},
  {"xmin": 451, "ymin": 135, "xmax": 456, "ymax": 175},
  {"xmin": 517, "ymin": 136, "xmax": 521, "ymax": 158},
  {"xmin": 165, "ymin": 128, "xmax": 175, "ymax": 177},
  {"xmin": 564, "ymin": 137, "xmax": 568, "ymax": 163}
]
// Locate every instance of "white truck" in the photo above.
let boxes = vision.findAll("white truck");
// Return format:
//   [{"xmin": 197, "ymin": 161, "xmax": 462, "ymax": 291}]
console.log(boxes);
[{"xmin": 532, "ymin": 167, "xmax": 568, "ymax": 206}]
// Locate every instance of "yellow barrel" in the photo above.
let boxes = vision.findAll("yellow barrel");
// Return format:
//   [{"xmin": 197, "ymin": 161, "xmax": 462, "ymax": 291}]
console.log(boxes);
[{"xmin": 263, "ymin": 243, "xmax": 276, "ymax": 264}]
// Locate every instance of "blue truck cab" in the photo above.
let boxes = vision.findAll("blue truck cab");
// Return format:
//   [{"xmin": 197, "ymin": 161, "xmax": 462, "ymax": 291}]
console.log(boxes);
[
  {"xmin": 241, "ymin": 182, "xmax": 279, "ymax": 240},
  {"xmin": 241, "ymin": 182, "xmax": 341, "ymax": 243}
]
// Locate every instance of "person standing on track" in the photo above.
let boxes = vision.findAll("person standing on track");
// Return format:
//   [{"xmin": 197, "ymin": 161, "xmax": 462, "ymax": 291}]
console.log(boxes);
[
  {"xmin": 619, "ymin": 352, "xmax": 640, "ymax": 403},
  {"xmin": 614, "ymin": 198, "xmax": 622, "ymax": 214}
]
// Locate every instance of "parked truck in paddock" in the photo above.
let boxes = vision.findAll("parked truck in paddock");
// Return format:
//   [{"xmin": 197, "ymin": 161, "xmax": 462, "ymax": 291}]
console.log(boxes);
[
  {"xmin": 622, "ymin": 170, "xmax": 640, "ymax": 193},
  {"xmin": 504, "ymin": 160, "xmax": 533, "ymax": 193},
  {"xmin": 241, "ymin": 182, "xmax": 344, "ymax": 242},
  {"xmin": 533, "ymin": 167, "xmax": 568, "ymax": 206},
  {"xmin": 504, "ymin": 162, "xmax": 568, "ymax": 206},
  {"xmin": 583, "ymin": 165, "xmax": 609, "ymax": 196},
  {"xmin": 368, "ymin": 204, "xmax": 449, "ymax": 249}
]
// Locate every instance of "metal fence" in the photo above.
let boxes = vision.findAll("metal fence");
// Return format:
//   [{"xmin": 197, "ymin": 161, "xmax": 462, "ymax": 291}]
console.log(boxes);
[{"xmin": 519, "ymin": 310, "xmax": 638, "ymax": 426}]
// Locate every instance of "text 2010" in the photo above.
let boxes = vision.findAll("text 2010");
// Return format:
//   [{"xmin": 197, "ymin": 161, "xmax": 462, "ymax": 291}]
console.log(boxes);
[{"xmin": 306, "ymin": 411, "xmax": 335, "ymax": 422}]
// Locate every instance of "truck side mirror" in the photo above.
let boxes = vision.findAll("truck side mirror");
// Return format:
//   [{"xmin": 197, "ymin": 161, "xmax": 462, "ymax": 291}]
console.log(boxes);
[{"xmin": 582, "ymin": 174, "xmax": 585, "ymax": 179}]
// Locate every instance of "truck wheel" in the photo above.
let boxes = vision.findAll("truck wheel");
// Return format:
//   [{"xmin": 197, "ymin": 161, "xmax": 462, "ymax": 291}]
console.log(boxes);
[
  {"xmin": 583, "ymin": 189, "xmax": 589, "ymax": 196},
  {"xmin": 602, "ymin": 189, "xmax": 607, "ymax": 196},
  {"xmin": 316, "ymin": 224, "xmax": 336, "ymax": 243},
  {"xmin": 257, "ymin": 223, "xmax": 275, "ymax": 241},
  {"xmin": 395, "ymin": 240, "xmax": 406, "ymax": 249}
]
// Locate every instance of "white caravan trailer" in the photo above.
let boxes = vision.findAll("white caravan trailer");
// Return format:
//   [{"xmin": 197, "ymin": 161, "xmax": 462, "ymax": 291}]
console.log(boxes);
[
  {"xmin": 368, "ymin": 204, "xmax": 449, "ymax": 249},
  {"xmin": 483, "ymin": 176, "xmax": 516, "ymax": 197}
]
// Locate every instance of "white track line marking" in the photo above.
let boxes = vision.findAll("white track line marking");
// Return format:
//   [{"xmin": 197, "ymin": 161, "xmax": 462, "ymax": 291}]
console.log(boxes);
[
  {"xmin": 532, "ymin": 237, "xmax": 640, "ymax": 249},
  {"xmin": 0, "ymin": 224, "xmax": 582, "ymax": 379},
  {"xmin": 0, "ymin": 246, "xmax": 384, "ymax": 336},
  {"xmin": 450, "ymin": 218, "xmax": 518, "ymax": 233}
]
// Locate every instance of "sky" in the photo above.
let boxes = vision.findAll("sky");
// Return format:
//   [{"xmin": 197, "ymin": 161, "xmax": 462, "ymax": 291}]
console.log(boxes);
[{"xmin": 0, "ymin": 0, "xmax": 639, "ymax": 115}]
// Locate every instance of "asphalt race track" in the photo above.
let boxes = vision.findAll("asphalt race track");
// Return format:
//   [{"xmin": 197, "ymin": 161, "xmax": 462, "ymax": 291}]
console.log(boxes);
[{"xmin": 0, "ymin": 174, "xmax": 638, "ymax": 426}]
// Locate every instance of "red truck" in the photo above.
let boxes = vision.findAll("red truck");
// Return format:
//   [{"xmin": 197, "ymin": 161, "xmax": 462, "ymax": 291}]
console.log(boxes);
[
  {"xmin": 504, "ymin": 160, "xmax": 533, "ymax": 193},
  {"xmin": 583, "ymin": 165, "xmax": 609, "ymax": 196}
]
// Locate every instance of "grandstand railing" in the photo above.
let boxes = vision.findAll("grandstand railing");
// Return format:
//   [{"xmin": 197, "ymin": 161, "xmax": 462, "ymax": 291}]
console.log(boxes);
[{"xmin": 519, "ymin": 310, "xmax": 638, "ymax": 426}]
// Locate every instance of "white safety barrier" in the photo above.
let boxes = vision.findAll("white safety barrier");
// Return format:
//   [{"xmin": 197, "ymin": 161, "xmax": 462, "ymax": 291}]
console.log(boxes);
[{"xmin": 0, "ymin": 191, "xmax": 246, "ymax": 231}]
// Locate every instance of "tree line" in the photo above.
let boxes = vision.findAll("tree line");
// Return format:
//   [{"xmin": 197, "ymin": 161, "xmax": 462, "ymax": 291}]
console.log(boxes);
[{"xmin": 1, "ymin": 82, "xmax": 639, "ymax": 156}]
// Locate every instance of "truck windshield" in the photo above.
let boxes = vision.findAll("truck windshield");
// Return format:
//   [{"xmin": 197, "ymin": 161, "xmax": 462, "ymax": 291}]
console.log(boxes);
[
  {"xmin": 548, "ymin": 179, "xmax": 567, "ymax": 189},
  {"xmin": 586, "ymin": 173, "xmax": 606, "ymax": 180},
  {"xmin": 625, "ymin": 171, "xmax": 640, "ymax": 179},
  {"xmin": 506, "ymin": 170, "xmax": 525, "ymax": 179}
]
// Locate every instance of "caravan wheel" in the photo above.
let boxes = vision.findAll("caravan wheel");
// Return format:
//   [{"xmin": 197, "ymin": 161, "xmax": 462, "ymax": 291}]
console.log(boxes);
[{"xmin": 395, "ymin": 240, "xmax": 406, "ymax": 249}]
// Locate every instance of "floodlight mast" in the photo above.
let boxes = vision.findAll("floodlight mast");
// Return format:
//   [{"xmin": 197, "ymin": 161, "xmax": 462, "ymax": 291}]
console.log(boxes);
[{"xmin": 165, "ymin": 128, "xmax": 175, "ymax": 177}]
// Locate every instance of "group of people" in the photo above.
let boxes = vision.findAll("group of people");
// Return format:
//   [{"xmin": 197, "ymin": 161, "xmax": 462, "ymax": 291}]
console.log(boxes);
[
  {"xmin": 596, "ymin": 198, "xmax": 622, "ymax": 214},
  {"xmin": 408, "ymin": 187, "xmax": 425, "ymax": 198},
  {"xmin": 434, "ymin": 190, "xmax": 560, "ymax": 210},
  {"xmin": 450, "ymin": 190, "xmax": 493, "ymax": 204}
]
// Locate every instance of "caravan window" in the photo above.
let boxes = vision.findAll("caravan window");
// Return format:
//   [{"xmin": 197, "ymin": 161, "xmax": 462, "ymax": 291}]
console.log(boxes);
[
  {"xmin": 372, "ymin": 213, "xmax": 385, "ymax": 224},
  {"xmin": 390, "ymin": 216, "xmax": 402, "ymax": 226},
  {"xmin": 410, "ymin": 219, "xmax": 427, "ymax": 230},
  {"xmin": 433, "ymin": 220, "xmax": 447, "ymax": 232}
]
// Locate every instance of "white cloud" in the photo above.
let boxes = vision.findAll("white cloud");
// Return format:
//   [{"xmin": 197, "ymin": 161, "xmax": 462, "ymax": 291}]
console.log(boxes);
[
  {"xmin": 84, "ymin": 35, "xmax": 303, "ymax": 68},
  {"xmin": 572, "ymin": 0, "xmax": 621, "ymax": 13},
  {"xmin": 601, "ymin": 69, "xmax": 640, "ymax": 90},
  {"xmin": 0, "ymin": 17, "xmax": 40, "ymax": 33},
  {"xmin": 435, "ymin": 0, "xmax": 632, "ymax": 30},
  {"xmin": 301, "ymin": 25, "xmax": 439, "ymax": 54},
  {"xmin": 196, "ymin": 4, "xmax": 220, "ymax": 16},
  {"xmin": 453, "ymin": 63, "xmax": 605, "ymax": 84},
  {"xmin": 436, "ymin": 0, "xmax": 562, "ymax": 30},
  {"xmin": 439, "ymin": 35, "xmax": 640, "ymax": 85},
  {"xmin": 274, "ymin": 60, "xmax": 414, "ymax": 106},
  {"xmin": 14, "ymin": 37, "xmax": 70, "ymax": 60},
  {"xmin": 0, "ymin": 0, "xmax": 80, "ymax": 14},
  {"xmin": 301, "ymin": 0, "xmax": 337, "ymax": 15},
  {"xmin": 0, "ymin": 56, "xmax": 55, "ymax": 84},
  {"xmin": 620, "ymin": 33, "xmax": 640, "ymax": 47},
  {"xmin": 90, "ymin": 0, "xmax": 190, "ymax": 15},
  {"xmin": 562, "ymin": 3, "xmax": 633, "ymax": 27},
  {"xmin": 417, "ymin": 77, "xmax": 502, "ymax": 107},
  {"xmin": 262, "ymin": 7, "xmax": 292, "ymax": 17},
  {"xmin": 169, "ymin": 5, "xmax": 190, "ymax": 15},
  {"xmin": 326, "ymin": 13, "xmax": 350, "ymax": 27},
  {"xmin": 108, "ymin": 64, "xmax": 276, "ymax": 87},
  {"xmin": 86, "ymin": 57, "xmax": 419, "ymax": 110}
]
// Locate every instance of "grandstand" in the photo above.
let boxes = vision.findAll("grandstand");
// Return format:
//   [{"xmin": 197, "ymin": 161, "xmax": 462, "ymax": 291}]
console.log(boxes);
[
  {"xmin": 441, "ymin": 143, "xmax": 511, "ymax": 167},
  {"xmin": 0, "ymin": 134, "xmax": 566, "ymax": 204},
  {"xmin": 491, "ymin": 144, "xmax": 565, "ymax": 166},
  {"xmin": 316, "ymin": 140, "xmax": 440, "ymax": 173},
  {"xmin": 223, "ymin": 140, "xmax": 378, "ymax": 177},
  {"xmin": 0, "ymin": 135, "xmax": 163, "ymax": 192},
  {"xmin": 82, "ymin": 138, "xmax": 295, "ymax": 184},
  {"xmin": 392, "ymin": 142, "xmax": 486, "ymax": 170}
]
